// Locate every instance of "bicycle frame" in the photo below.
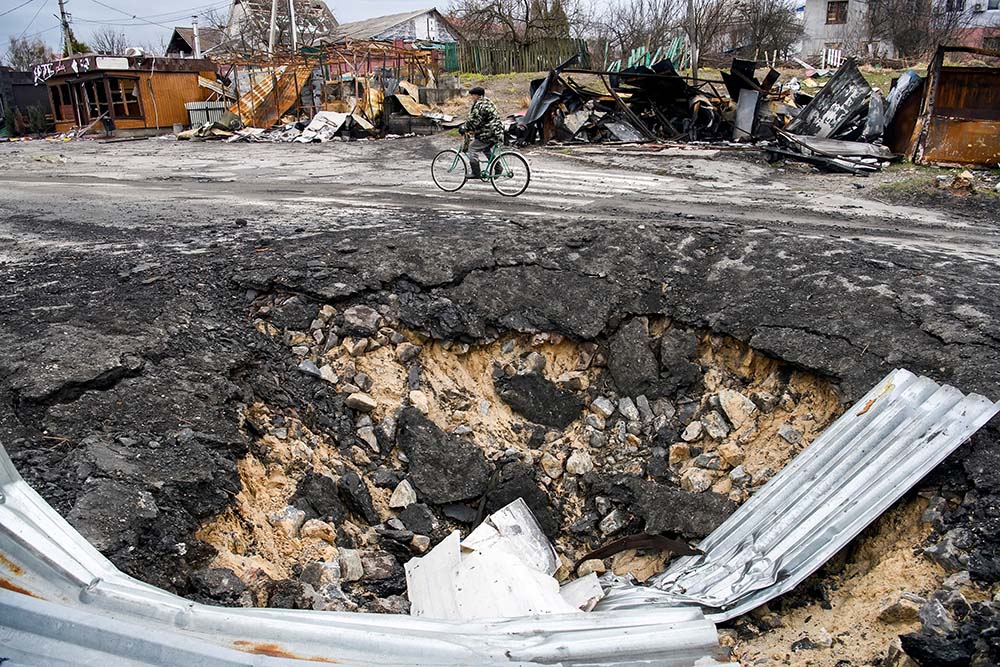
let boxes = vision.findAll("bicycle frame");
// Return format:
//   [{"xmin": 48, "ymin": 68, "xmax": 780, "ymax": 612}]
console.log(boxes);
[{"xmin": 457, "ymin": 136, "xmax": 511, "ymax": 181}]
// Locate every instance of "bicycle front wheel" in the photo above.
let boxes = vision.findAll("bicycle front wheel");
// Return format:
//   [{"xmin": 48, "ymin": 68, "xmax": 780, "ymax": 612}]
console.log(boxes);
[
  {"xmin": 489, "ymin": 151, "xmax": 531, "ymax": 197},
  {"xmin": 431, "ymin": 149, "xmax": 468, "ymax": 192}
]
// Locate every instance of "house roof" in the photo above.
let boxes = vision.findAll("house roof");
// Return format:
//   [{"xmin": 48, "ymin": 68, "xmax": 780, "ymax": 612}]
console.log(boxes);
[
  {"xmin": 169, "ymin": 27, "xmax": 226, "ymax": 54},
  {"xmin": 335, "ymin": 8, "xmax": 457, "ymax": 41}
]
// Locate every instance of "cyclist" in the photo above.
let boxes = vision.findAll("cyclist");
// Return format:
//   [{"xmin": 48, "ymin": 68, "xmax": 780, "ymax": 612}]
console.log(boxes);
[{"xmin": 459, "ymin": 86, "xmax": 505, "ymax": 180}]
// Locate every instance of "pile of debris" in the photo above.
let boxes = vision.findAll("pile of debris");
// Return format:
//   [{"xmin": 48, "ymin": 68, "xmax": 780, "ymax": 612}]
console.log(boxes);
[
  {"xmin": 179, "ymin": 80, "xmax": 456, "ymax": 144},
  {"xmin": 516, "ymin": 46, "xmax": 1000, "ymax": 173},
  {"xmin": 511, "ymin": 55, "xmax": 732, "ymax": 146}
]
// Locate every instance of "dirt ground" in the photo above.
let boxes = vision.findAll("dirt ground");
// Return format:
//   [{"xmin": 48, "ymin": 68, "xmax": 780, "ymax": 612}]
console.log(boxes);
[{"xmin": 1, "ymin": 134, "xmax": 998, "ymax": 666}]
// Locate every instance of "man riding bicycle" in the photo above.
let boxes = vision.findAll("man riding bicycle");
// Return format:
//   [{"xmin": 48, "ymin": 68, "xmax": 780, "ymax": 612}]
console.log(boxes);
[{"xmin": 459, "ymin": 86, "xmax": 505, "ymax": 180}]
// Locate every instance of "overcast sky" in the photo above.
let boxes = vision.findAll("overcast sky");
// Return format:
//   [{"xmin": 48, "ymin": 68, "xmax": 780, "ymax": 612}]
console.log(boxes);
[{"xmin": 2, "ymin": 0, "xmax": 443, "ymax": 54}]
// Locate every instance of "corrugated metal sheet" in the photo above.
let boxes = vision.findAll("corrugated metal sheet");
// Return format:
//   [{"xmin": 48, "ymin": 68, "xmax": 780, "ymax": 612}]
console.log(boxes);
[
  {"xmin": 186, "ymin": 101, "xmax": 231, "ymax": 126},
  {"xmin": 0, "ymin": 443, "xmax": 733, "ymax": 666},
  {"xmin": 628, "ymin": 368, "xmax": 1000, "ymax": 621}
]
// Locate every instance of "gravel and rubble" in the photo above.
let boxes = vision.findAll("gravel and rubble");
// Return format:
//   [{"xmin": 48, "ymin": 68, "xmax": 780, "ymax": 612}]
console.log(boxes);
[{"xmin": 0, "ymin": 137, "xmax": 999, "ymax": 666}]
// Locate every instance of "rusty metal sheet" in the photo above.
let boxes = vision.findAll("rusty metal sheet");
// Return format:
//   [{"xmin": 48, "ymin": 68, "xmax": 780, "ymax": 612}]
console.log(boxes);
[
  {"xmin": 916, "ymin": 48, "xmax": 1000, "ymax": 167},
  {"xmin": 395, "ymin": 93, "xmax": 431, "ymax": 117},
  {"xmin": 933, "ymin": 68, "xmax": 1000, "ymax": 121},
  {"xmin": 883, "ymin": 77, "xmax": 924, "ymax": 156},
  {"xmin": 920, "ymin": 118, "xmax": 1000, "ymax": 166}
]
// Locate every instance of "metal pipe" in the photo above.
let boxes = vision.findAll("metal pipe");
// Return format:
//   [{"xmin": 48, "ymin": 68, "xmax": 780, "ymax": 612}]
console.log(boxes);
[
  {"xmin": 288, "ymin": 0, "xmax": 298, "ymax": 52},
  {"xmin": 268, "ymin": 0, "xmax": 279, "ymax": 55},
  {"xmin": 192, "ymin": 15, "xmax": 202, "ymax": 59}
]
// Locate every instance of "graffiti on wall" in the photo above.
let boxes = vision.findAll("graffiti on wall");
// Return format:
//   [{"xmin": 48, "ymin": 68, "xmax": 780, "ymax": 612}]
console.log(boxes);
[{"xmin": 33, "ymin": 58, "xmax": 89, "ymax": 86}]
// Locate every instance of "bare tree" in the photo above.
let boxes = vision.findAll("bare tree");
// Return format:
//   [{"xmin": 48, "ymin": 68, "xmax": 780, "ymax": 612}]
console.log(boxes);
[
  {"xmin": 202, "ymin": 6, "xmax": 230, "ymax": 33},
  {"xmin": 3, "ymin": 36, "xmax": 54, "ymax": 70},
  {"xmin": 592, "ymin": 0, "xmax": 682, "ymax": 63},
  {"xmin": 695, "ymin": 0, "xmax": 739, "ymax": 54},
  {"xmin": 868, "ymin": 0, "xmax": 973, "ymax": 59},
  {"xmin": 89, "ymin": 25, "xmax": 132, "ymax": 55},
  {"xmin": 730, "ymin": 0, "xmax": 803, "ymax": 57},
  {"xmin": 449, "ymin": 0, "xmax": 580, "ymax": 44}
]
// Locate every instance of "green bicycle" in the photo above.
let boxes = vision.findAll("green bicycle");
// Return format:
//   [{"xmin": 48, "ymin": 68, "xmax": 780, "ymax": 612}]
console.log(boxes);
[{"xmin": 431, "ymin": 135, "xmax": 531, "ymax": 197}]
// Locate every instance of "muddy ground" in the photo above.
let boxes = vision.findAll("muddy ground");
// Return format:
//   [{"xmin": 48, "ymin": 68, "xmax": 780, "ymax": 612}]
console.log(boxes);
[{"xmin": 1, "ymin": 135, "xmax": 998, "ymax": 666}]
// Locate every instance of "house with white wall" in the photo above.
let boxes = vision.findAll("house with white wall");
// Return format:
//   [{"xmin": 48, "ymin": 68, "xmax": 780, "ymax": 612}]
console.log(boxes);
[
  {"xmin": 800, "ymin": 0, "xmax": 1000, "ymax": 60},
  {"xmin": 334, "ymin": 8, "xmax": 462, "ymax": 44}
]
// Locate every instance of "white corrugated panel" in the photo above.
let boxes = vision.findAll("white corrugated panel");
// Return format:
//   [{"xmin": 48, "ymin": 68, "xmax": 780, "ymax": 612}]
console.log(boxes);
[
  {"xmin": 635, "ymin": 368, "xmax": 1000, "ymax": 621},
  {"xmin": 0, "ymin": 442, "xmax": 732, "ymax": 666}
]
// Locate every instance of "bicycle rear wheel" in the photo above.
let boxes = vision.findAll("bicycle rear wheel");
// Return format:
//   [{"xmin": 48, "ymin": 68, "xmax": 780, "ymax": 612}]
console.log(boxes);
[
  {"xmin": 489, "ymin": 151, "xmax": 530, "ymax": 197},
  {"xmin": 431, "ymin": 149, "xmax": 468, "ymax": 192}
]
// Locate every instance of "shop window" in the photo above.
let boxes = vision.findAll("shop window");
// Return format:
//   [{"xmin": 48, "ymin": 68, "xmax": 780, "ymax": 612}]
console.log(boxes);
[
  {"xmin": 51, "ymin": 84, "xmax": 74, "ymax": 121},
  {"xmin": 109, "ymin": 77, "xmax": 141, "ymax": 118},
  {"xmin": 826, "ymin": 0, "xmax": 848, "ymax": 23},
  {"xmin": 82, "ymin": 79, "xmax": 110, "ymax": 120}
]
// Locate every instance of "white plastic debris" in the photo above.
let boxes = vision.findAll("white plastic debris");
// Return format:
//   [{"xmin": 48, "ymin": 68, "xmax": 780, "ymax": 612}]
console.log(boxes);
[{"xmin": 405, "ymin": 498, "xmax": 603, "ymax": 620}]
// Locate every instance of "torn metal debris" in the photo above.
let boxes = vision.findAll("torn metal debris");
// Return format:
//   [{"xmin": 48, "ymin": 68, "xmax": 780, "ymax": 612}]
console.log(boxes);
[
  {"xmin": 597, "ymin": 369, "xmax": 1000, "ymax": 621},
  {"xmin": 515, "ymin": 53, "xmax": 1000, "ymax": 171},
  {"xmin": 906, "ymin": 46, "xmax": 1000, "ymax": 168},
  {"xmin": 406, "ymin": 499, "xmax": 585, "ymax": 620}
]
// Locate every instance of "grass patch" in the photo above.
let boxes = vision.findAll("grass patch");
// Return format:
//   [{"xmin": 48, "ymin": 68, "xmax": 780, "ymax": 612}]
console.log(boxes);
[{"xmin": 874, "ymin": 175, "xmax": 938, "ymax": 197}]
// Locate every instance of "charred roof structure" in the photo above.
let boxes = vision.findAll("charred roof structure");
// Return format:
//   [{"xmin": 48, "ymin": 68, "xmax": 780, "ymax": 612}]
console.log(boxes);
[{"xmin": 223, "ymin": 0, "xmax": 339, "ymax": 53}]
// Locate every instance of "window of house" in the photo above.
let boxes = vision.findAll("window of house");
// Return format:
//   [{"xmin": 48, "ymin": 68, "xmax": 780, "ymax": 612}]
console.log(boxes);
[
  {"xmin": 108, "ymin": 77, "xmax": 141, "ymax": 118},
  {"xmin": 988, "ymin": 0, "xmax": 999, "ymax": 9},
  {"xmin": 985, "ymin": 36, "xmax": 1000, "ymax": 49},
  {"xmin": 826, "ymin": 1, "xmax": 848, "ymax": 23},
  {"xmin": 945, "ymin": 0, "xmax": 966, "ymax": 10}
]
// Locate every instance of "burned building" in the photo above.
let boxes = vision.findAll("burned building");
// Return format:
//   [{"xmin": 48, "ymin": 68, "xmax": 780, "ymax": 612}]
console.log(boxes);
[{"xmin": 35, "ymin": 55, "xmax": 217, "ymax": 136}]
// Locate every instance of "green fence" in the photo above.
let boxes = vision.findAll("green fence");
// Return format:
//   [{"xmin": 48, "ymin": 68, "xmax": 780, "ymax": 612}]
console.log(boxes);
[
  {"xmin": 455, "ymin": 38, "xmax": 590, "ymax": 74},
  {"xmin": 606, "ymin": 37, "xmax": 689, "ymax": 72},
  {"xmin": 443, "ymin": 43, "xmax": 460, "ymax": 72}
]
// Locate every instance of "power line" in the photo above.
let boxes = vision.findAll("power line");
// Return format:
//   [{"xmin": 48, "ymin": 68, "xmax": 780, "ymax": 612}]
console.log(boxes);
[
  {"xmin": 0, "ymin": 0, "xmax": 38, "ymax": 19},
  {"xmin": 16, "ymin": 0, "xmax": 49, "ymax": 39},
  {"xmin": 20, "ymin": 22, "xmax": 61, "ymax": 40},
  {"xmin": 85, "ymin": 0, "xmax": 186, "ymax": 28},
  {"xmin": 72, "ymin": 0, "xmax": 229, "ymax": 25}
]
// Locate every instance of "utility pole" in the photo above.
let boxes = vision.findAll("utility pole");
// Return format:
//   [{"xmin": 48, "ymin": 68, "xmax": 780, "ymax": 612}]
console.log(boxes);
[
  {"xmin": 268, "ymin": 0, "xmax": 279, "ymax": 55},
  {"xmin": 288, "ymin": 0, "xmax": 298, "ymax": 52},
  {"xmin": 192, "ymin": 14, "xmax": 202, "ymax": 59},
  {"xmin": 57, "ymin": 0, "xmax": 74, "ymax": 57},
  {"xmin": 687, "ymin": 0, "xmax": 699, "ymax": 82}
]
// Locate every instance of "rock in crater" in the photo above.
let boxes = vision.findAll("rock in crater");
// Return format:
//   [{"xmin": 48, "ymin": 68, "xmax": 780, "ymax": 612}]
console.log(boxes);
[
  {"xmin": 493, "ymin": 370, "xmax": 584, "ymax": 429},
  {"xmin": 396, "ymin": 407, "xmax": 492, "ymax": 504},
  {"xmin": 609, "ymin": 318, "xmax": 660, "ymax": 397}
]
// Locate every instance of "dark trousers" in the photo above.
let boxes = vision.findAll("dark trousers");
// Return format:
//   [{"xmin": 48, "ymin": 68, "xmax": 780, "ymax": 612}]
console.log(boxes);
[{"xmin": 468, "ymin": 139, "xmax": 494, "ymax": 177}]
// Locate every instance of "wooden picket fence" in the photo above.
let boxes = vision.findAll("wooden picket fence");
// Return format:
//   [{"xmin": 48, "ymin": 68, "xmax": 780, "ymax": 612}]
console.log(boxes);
[{"xmin": 455, "ymin": 38, "xmax": 590, "ymax": 74}]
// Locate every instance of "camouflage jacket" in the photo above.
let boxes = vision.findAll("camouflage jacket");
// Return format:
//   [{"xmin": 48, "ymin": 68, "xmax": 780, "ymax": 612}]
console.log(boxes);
[{"xmin": 466, "ymin": 97, "xmax": 506, "ymax": 145}]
